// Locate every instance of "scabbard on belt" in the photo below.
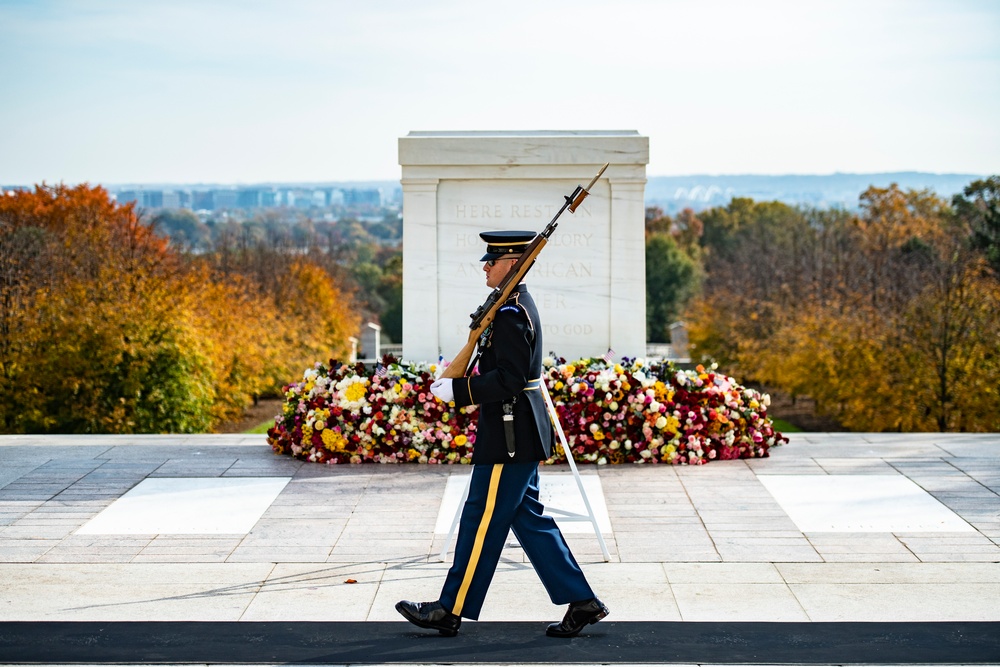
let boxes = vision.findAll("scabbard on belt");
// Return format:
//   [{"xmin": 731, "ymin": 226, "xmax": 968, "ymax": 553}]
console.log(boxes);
[{"xmin": 501, "ymin": 400, "xmax": 516, "ymax": 458}]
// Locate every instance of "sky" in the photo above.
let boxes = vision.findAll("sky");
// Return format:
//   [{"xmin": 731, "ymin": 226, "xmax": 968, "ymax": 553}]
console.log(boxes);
[{"xmin": 1, "ymin": 0, "xmax": 998, "ymax": 185}]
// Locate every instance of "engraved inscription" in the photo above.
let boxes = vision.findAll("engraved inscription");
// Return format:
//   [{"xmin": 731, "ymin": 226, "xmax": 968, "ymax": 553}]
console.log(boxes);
[
  {"xmin": 531, "ymin": 262, "xmax": 593, "ymax": 279},
  {"xmin": 548, "ymin": 233, "xmax": 593, "ymax": 247},
  {"xmin": 542, "ymin": 324, "xmax": 595, "ymax": 336},
  {"xmin": 542, "ymin": 294, "xmax": 567, "ymax": 309},
  {"xmin": 455, "ymin": 204, "xmax": 504, "ymax": 219},
  {"xmin": 454, "ymin": 203, "xmax": 592, "ymax": 219}
]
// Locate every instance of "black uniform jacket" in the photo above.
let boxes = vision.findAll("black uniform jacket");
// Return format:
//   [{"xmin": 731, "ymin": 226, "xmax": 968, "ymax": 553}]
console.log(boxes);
[{"xmin": 453, "ymin": 284, "xmax": 554, "ymax": 464}]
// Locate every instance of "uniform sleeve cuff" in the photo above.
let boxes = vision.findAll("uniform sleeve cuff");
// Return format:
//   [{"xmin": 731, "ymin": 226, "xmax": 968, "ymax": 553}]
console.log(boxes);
[{"xmin": 454, "ymin": 377, "xmax": 473, "ymax": 407}]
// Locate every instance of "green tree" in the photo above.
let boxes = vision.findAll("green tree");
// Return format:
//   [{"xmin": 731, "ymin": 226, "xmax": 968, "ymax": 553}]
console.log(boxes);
[
  {"xmin": 150, "ymin": 209, "xmax": 210, "ymax": 250},
  {"xmin": 953, "ymin": 176, "xmax": 1000, "ymax": 276},
  {"xmin": 377, "ymin": 253, "xmax": 403, "ymax": 342},
  {"xmin": 645, "ymin": 233, "xmax": 700, "ymax": 342}
]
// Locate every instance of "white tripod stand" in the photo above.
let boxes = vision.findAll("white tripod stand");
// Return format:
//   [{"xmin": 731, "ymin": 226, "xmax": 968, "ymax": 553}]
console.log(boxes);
[{"xmin": 438, "ymin": 381, "xmax": 611, "ymax": 562}]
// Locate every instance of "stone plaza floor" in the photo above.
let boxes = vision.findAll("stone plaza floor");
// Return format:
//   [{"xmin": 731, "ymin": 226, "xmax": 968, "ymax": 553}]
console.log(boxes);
[{"xmin": 0, "ymin": 432, "xmax": 998, "ymax": 665}]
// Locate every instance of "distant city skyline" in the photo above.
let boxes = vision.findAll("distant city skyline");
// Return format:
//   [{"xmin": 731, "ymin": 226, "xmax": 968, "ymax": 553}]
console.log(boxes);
[
  {"xmin": 12, "ymin": 171, "xmax": 971, "ymax": 216},
  {"xmin": 1, "ymin": 0, "xmax": 998, "ymax": 184}
]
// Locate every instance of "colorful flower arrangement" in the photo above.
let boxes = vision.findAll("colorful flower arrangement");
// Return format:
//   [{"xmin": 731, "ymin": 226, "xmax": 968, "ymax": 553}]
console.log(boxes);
[{"xmin": 267, "ymin": 356, "xmax": 786, "ymax": 465}]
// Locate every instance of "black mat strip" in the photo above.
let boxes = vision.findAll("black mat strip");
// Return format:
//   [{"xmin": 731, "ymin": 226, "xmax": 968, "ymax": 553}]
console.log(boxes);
[{"xmin": 1, "ymin": 621, "xmax": 998, "ymax": 664}]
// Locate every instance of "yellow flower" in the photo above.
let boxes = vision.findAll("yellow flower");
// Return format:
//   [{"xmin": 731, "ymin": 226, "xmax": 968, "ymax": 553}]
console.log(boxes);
[
  {"xmin": 453, "ymin": 434, "xmax": 468, "ymax": 447},
  {"xmin": 321, "ymin": 428, "xmax": 347, "ymax": 452},
  {"xmin": 344, "ymin": 382, "xmax": 367, "ymax": 403}
]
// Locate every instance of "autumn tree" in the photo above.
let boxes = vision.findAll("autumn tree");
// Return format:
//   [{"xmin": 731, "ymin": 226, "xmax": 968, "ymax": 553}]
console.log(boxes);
[
  {"xmin": 0, "ymin": 185, "xmax": 361, "ymax": 434},
  {"xmin": 687, "ymin": 183, "xmax": 1000, "ymax": 432},
  {"xmin": 0, "ymin": 184, "xmax": 212, "ymax": 433}
]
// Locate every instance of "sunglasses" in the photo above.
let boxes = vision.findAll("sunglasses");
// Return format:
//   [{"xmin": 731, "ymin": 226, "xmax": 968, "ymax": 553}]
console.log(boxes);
[{"xmin": 486, "ymin": 258, "xmax": 515, "ymax": 267}]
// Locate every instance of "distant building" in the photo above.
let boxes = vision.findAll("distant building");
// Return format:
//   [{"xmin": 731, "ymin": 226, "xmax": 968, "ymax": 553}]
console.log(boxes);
[
  {"xmin": 212, "ymin": 190, "xmax": 238, "ymax": 210},
  {"xmin": 117, "ymin": 190, "xmax": 141, "ymax": 206},
  {"xmin": 144, "ymin": 190, "xmax": 164, "ymax": 208},
  {"xmin": 161, "ymin": 191, "xmax": 182, "ymax": 208},
  {"xmin": 288, "ymin": 189, "xmax": 313, "ymax": 209},
  {"xmin": 191, "ymin": 191, "xmax": 214, "ymax": 210},
  {"xmin": 102, "ymin": 181, "xmax": 407, "ymax": 213},
  {"xmin": 343, "ymin": 188, "xmax": 382, "ymax": 207},
  {"xmin": 118, "ymin": 189, "xmax": 166, "ymax": 208},
  {"xmin": 237, "ymin": 188, "xmax": 261, "ymax": 208}
]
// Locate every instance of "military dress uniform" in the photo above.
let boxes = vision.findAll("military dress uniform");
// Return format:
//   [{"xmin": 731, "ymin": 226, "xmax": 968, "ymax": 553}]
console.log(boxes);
[{"xmin": 396, "ymin": 231, "xmax": 608, "ymax": 638}]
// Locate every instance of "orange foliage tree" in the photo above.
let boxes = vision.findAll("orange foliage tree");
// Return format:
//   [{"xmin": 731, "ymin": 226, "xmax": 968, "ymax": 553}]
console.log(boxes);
[
  {"xmin": 687, "ymin": 185, "xmax": 1000, "ymax": 432},
  {"xmin": 0, "ymin": 184, "xmax": 359, "ymax": 433}
]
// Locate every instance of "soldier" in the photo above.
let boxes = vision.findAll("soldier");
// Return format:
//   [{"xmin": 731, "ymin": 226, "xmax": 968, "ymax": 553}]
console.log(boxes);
[{"xmin": 396, "ymin": 230, "xmax": 608, "ymax": 638}]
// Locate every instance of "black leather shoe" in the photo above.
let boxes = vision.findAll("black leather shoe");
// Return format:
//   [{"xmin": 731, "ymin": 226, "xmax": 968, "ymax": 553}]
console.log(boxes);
[
  {"xmin": 546, "ymin": 598, "xmax": 609, "ymax": 638},
  {"xmin": 395, "ymin": 600, "xmax": 461, "ymax": 636}
]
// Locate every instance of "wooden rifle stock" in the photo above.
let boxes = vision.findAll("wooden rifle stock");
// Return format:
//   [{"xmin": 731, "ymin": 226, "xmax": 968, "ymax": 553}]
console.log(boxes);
[{"xmin": 440, "ymin": 163, "xmax": 609, "ymax": 379}]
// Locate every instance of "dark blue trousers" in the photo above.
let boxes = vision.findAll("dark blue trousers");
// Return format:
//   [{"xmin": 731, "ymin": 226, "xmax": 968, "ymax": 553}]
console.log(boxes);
[{"xmin": 439, "ymin": 461, "xmax": 595, "ymax": 620}]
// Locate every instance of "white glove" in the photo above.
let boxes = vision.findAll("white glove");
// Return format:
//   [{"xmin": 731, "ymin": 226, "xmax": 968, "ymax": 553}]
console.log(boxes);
[{"xmin": 430, "ymin": 378, "xmax": 455, "ymax": 403}]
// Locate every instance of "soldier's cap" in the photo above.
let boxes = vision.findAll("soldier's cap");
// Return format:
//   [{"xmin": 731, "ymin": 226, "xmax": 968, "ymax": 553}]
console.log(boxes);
[{"xmin": 480, "ymin": 230, "xmax": 535, "ymax": 261}]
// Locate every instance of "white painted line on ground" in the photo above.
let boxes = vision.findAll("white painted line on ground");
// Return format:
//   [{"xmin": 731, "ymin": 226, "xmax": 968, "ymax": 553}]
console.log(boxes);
[
  {"xmin": 758, "ymin": 474, "xmax": 976, "ymax": 533},
  {"xmin": 76, "ymin": 477, "xmax": 291, "ymax": 535}
]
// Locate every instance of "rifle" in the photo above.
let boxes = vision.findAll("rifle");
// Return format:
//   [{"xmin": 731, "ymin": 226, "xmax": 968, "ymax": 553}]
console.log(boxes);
[{"xmin": 440, "ymin": 162, "xmax": 609, "ymax": 379}]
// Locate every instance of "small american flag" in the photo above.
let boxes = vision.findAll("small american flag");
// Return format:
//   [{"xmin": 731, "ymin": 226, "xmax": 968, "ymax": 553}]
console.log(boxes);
[
  {"xmin": 375, "ymin": 365, "xmax": 388, "ymax": 378},
  {"xmin": 601, "ymin": 348, "xmax": 616, "ymax": 364}
]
